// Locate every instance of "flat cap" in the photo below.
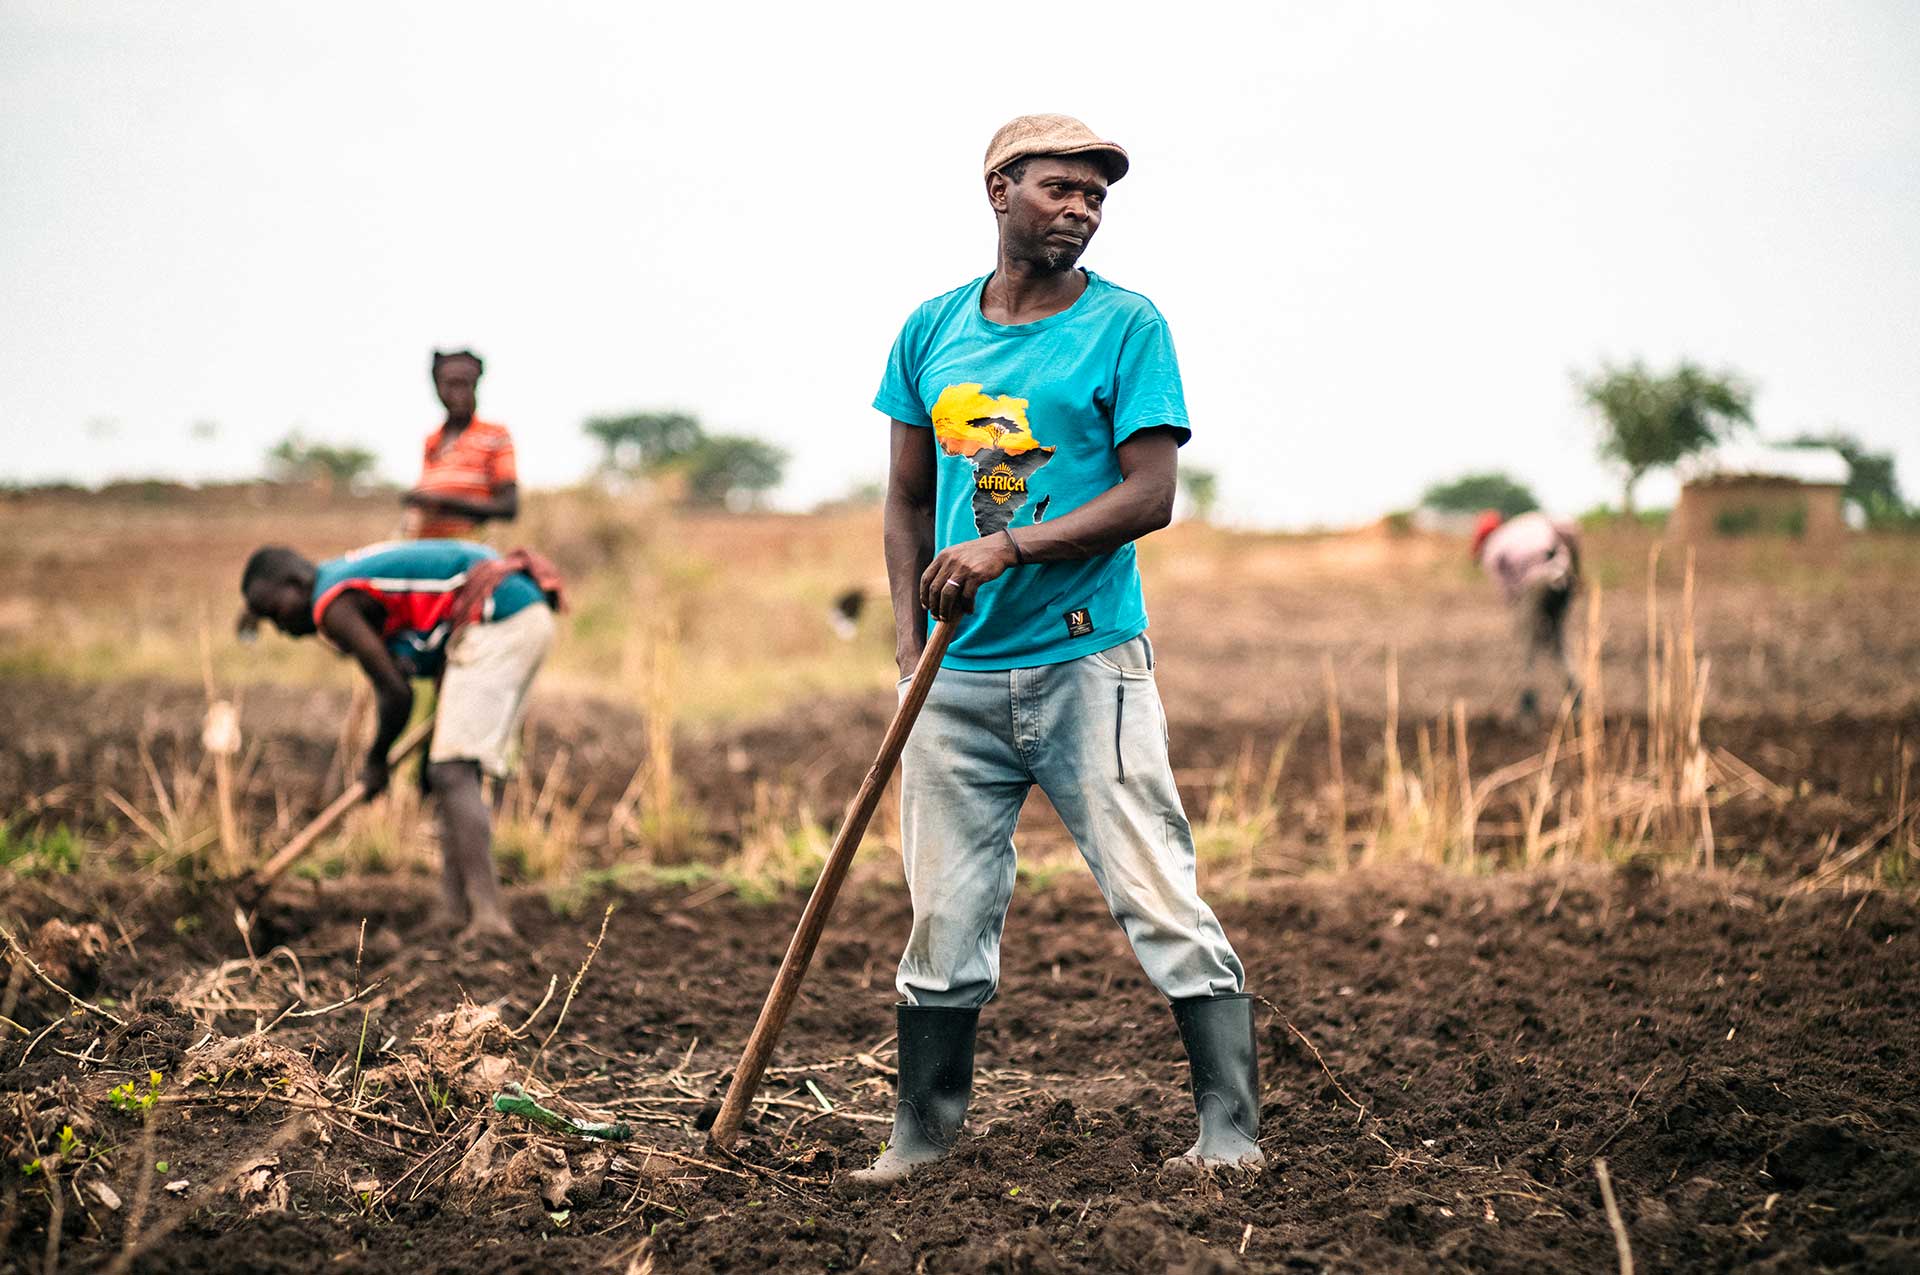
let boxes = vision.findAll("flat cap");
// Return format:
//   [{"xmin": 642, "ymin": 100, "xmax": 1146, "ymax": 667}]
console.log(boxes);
[{"xmin": 983, "ymin": 114, "xmax": 1129, "ymax": 183}]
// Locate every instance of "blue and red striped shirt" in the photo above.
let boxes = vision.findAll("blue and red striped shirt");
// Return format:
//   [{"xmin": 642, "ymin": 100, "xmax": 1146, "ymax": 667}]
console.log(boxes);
[{"xmin": 311, "ymin": 540, "xmax": 542, "ymax": 676}]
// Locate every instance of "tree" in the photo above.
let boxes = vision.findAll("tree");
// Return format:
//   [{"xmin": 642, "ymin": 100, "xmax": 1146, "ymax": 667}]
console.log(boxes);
[
  {"xmin": 833, "ymin": 479, "xmax": 886, "ymax": 508},
  {"xmin": 1420, "ymin": 470, "xmax": 1538, "ymax": 518},
  {"xmin": 584, "ymin": 411, "xmax": 704, "ymax": 474},
  {"xmin": 1579, "ymin": 360, "xmax": 1753, "ymax": 515},
  {"xmin": 1788, "ymin": 430, "xmax": 1908, "ymax": 526},
  {"xmin": 1180, "ymin": 467, "xmax": 1219, "ymax": 522},
  {"xmin": 265, "ymin": 432, "xmax": 379, "ymax": 492},
  {"xmin": 680, "ymin": 436, "xmax": 788, "ymax": 508}
]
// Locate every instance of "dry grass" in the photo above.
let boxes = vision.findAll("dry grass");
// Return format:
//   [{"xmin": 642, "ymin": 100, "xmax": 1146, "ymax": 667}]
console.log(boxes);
[
  {"xmin": 494, "ymin": 746, "xmax": 590, "ymax": 885},
  {"xmin": 1184, "ymin": 543, "xmax": 1916, "ymax": 892},
  {"xmin": 1193, "ymin": 733, "xmax": 1301, "ymax": 890},
  {"xmin": 4, "ymin": 486, "xmax": 1918, "ymax": 900},
  {"xmin": 1346, "ymin": 551, "xmax": 1714, "ymax": 871}
]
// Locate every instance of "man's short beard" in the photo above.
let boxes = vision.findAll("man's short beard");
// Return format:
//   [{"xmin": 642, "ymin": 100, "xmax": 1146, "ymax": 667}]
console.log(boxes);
[{"xmin": 1031, "ymin": 239, "xmax": 1085, "ymax": 273}]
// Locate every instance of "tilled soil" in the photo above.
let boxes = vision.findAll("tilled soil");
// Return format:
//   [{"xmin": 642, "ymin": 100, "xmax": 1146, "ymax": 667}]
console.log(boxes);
[{"xmin": 3, "ymin": 866, "xmax": 1916, "ymax": 1273}]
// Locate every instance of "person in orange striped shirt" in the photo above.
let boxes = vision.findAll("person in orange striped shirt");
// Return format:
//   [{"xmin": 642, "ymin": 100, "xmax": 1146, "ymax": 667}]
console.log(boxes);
[{"xmin": 402, "ymin": 349, "xmax": 520, "ymax": 540}]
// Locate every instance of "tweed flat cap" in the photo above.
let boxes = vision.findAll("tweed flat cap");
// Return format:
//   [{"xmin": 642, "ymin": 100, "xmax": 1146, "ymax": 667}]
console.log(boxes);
[{"xmin": 983, "ymin": 114, "xmax": 1129, "ymax": 183}]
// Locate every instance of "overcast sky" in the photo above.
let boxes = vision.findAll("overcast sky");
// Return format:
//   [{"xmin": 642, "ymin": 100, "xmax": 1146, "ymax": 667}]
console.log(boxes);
[{"xmin": 3, "ymin": 1, "xmax": 1916, "ymax": 527}]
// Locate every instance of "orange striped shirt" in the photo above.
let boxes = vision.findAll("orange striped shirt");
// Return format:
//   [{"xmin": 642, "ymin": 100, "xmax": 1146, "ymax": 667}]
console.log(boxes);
[{"xmin": 412, "ymin": 418, "xmax": 516, "ymax": 540}]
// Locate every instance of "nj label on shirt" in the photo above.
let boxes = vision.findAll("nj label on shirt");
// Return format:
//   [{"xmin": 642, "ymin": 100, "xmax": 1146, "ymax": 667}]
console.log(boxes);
[{"xmin": 1063, "ymin": 607, "xmax": 1094, "ymax": 638}]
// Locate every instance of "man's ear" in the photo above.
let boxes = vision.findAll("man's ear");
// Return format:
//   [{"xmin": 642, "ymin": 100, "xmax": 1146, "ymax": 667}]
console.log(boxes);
[{"xmin": 986, "ymin": 170, "xmax": 1011, "ymax": 213}]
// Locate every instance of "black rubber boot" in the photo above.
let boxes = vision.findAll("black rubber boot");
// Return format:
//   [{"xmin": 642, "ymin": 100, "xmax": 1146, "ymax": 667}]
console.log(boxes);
[
  {"xmin": 841, "ymin": 1004, "xmax": 978, "ymax": 1190},
  {"xmin": 1165, "ymin": 993, "xmax": 1266, "ymax": 1171}
]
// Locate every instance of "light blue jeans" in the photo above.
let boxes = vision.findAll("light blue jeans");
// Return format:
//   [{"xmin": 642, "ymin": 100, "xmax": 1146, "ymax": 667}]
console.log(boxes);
[{"xmin": 895, "ymin": 635, "xmax": 1246, "ymax": 1008}]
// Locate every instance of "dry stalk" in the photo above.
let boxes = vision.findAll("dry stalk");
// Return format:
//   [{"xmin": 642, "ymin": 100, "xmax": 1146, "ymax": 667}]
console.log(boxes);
[
  {"xmin": 1415, "ymin": 722, "xmax": 1438, "ymax": 862},
  {"xmin": 1899, "ymin": 742, "xmax": 1915, "ymax": 872},
  {"xmin": 213, "ymin": 748, "xmax": 239, "ymax": 873},
  {"xmin": 330, "ymin": 680, "xmax": 371, "ymax": 795},
  {"xmin": 509, "ymin": 975, "xmax": 561, "ymax": 1037},
  {"xmin": 99, "ymin": 791, "xmax": 168, "ymax": 854},
  {"xmin": 1322, "ymin": 656, "xmax": 1346, "ymax": 865},
  {"xmin": 0, "ymin": 925, "xmax": 126, "ymax": 1027},
  {"xmin": 368, "ymin": 1119, "xmax": 474, "ymax": 1209},
  {"xmin": 608, "ymin": 616, "xmax": 681, "ymax": 854},
  {"xmin": 1250, "ymin": 731, "xmax": 1294, "ymax": 881},
  {"xmin": 1644, "ymin": 542, "xmax": 1662, "ymax": 759},
  {"xmin": 1452, "ymin": 700, "xmax": 1473, "ymax": 861},
  {"xmin": 1579, "ymin": 579, "xmax": 1606, "ymax": 860},
  {"xmin": 155, "ymin": 1091, "xmax": 434, "ymax": 1137},
  {"xmin": 524, "ymin": 903, "xmax": 615, "ymax": 1085},
  {"xmin": 1196, "ymin": 729, "xmax": 1297, "ymax": 888},
  {"xmin": 532, "ymin": 747, "xmax": 570, "ymax": 828},
  {"xmin": 500, "ymin": 742, "xmax": 587, "ymax": 882},
  {"xmin": 137, "ymin": 736, "xmax": 179, "ymax": 834},
  {"xmin": 1381, "ymin": 648, "xmax": 1404, "ymax": 847},
  {"xmin": 1523, "ymin": 698, "xmax": 1574, "ymax": 867},
  {"xmin": 198, "ymin": 624, "xmax": 244, "ymax": 873},
  {"xmin": 1790, "ymin": 808, "xmax": 1913, "ymax": 894},
  {"xmin": 644, "ymin": 620, "xmax": 679, "ymax": 852},
  {"xmin": 1254, "ymin": 995, "xmax": 1370, "ymax": 1120},
  {"xmin": 1593, "ymin": 1157, "xmax": 1635, "ymax": 1275}
]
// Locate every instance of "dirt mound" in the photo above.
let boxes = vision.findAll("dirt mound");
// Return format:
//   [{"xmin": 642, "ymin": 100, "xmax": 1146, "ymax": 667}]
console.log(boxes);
[{"xmin": 1765, "ymin": 1117, "xmax": 1880, "ymax": 1189}]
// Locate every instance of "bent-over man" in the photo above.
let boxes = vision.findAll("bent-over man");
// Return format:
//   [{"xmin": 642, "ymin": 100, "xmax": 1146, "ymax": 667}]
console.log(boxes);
[
  {"xmin": 1473, "ymin": 509, "xmax": 1583, "ymax": 719},
  {"xmin": 240, "ymin": 540, "xmax": 560, "ymax": 941},
  {"xmin": 851, "ymin": 114, "xmax": 1262, "ymax": 1188}
]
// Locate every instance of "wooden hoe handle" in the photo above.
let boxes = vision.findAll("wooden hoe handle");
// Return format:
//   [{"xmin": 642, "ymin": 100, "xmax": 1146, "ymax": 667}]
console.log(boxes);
[
  {"xmin": 245, "ymin": 717, "xmax": 436, "ymax": 898},
  {"xmin": 707, "ymin": 619, "xmax": 955, "ymax": 1149}
]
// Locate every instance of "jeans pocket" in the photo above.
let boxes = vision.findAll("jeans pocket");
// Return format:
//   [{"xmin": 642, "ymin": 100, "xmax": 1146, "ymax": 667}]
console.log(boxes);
[{"xmin": 1088, "ymin": 636, "xmax": 1154, "ymax": 679}]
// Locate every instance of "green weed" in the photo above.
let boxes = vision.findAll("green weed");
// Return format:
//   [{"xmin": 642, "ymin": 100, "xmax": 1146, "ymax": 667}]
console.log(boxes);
[
  {"xmin": 0, "ymin": 821, "xmax": 84, "ymax": 874},
  {"xmin": 19, "ymin": 1126, "xmax": 84, "ymax": 1178},
  {"xmin": 108, "ymin": 1071, "xmax": 164, "ymax": 1114},
  {"xmin": 1015, "ymin": 854, "xmax": 1079, "ymax": 892}
]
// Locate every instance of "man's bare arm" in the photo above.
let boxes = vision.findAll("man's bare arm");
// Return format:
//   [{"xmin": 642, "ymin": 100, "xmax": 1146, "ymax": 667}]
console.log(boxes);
[
  {"xmin": 1553, "ymin": 517, "xmax": 1583, "ymax": 579},
  {"xmin": 920, "ymin": 426, "xmax": 1180, "ymax": 621},
  {"xmin": 404, "ymin": 482, "xmax": 520, "ymax": 523},
  {"xmin": 883, "ymin": 420, "xmax": 938, "ymax": 676},
  {"xmin": 320, "ymin": 593, "xmax": 415, "ymax": 796}
]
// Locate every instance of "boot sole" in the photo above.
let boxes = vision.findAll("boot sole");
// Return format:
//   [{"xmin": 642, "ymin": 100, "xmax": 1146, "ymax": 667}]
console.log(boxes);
[{"xmin": 1160, "ymin": 1153, "xmax": 1267, "ymax": 1177}]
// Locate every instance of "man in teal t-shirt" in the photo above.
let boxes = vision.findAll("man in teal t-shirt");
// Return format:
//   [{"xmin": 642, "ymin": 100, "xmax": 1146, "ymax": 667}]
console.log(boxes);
[{"xmin": 849, "ymin": 115, "xmax": 1262, "ymax": 1189}]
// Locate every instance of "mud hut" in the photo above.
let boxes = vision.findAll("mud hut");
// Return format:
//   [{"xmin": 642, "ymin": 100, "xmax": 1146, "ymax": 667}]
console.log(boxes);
[{"xmin": 1670, "ymin": 443, "xmax": 1851, "ymax": 541}]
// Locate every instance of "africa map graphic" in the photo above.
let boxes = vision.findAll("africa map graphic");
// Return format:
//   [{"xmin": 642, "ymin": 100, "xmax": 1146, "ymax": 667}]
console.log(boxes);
[{"xmin": 931, "ymin": 383, "xmax": 1056, "ymax": 536}]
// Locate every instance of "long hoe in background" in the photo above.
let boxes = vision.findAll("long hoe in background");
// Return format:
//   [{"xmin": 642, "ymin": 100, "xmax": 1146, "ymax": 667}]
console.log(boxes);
[
  {"xmin": 707, "ymin": 619, "xmax": 954, "ymax": 1150},
  {"xmin": 240, "ymin": 716, "xmax": 436, "ymax": 906}
]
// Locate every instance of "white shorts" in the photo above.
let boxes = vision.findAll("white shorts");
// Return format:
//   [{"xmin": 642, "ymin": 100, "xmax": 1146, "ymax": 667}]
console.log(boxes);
[{"xmin": 429, "ymin": 603, "xmax": 555, "ymax": 777}]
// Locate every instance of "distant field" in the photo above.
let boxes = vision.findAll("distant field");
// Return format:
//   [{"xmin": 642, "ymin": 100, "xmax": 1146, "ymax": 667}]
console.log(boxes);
[
  {"xmin": 2, "ymin": 485, "xmax": 1915, "ymax": 884},
  {"xmin": 6, "ymin": 483, "xmax": 1919, "ymax": 721}
]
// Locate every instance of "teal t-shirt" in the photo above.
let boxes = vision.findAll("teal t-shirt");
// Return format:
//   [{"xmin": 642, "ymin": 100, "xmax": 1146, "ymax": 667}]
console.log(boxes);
[
  {"xmin": 874, "ymin": 270, "xmax": 1190, "ymax": 671},
  {"xmin": 310, "ymin": 539, "xmax": 543, "ymax": 679}
]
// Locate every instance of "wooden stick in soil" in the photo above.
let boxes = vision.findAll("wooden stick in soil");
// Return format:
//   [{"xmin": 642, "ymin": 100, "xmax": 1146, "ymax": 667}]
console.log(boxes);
[
  {"xmin": 707, "ymin": 619, "xmax": 954, "ymax": 1150},
  {"xmin": 213, "ymin": 749, "xmax": 239, "ymax": 874},
  {"xmin": 1593, "ymin": 1157, "xmax": 1635, "ymax": 1275},
  {"xmin": 243, "ymin": 716, "xmax": 435, "ymax": 899}
]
